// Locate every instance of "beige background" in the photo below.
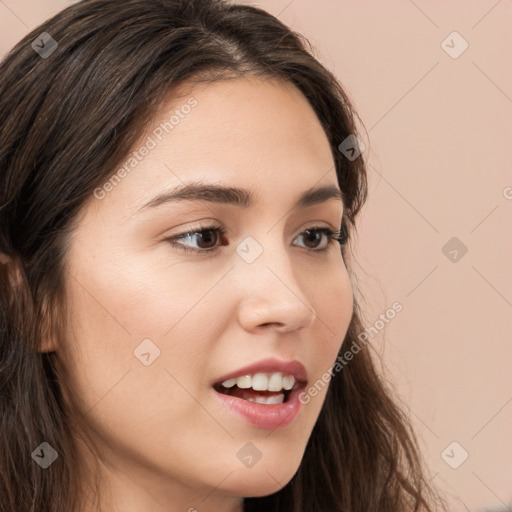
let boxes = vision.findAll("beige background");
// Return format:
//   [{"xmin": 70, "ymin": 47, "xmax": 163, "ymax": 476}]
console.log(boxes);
[{"xmin": 1, "ymin": 1, "xmax": 511, "ymax": 510}]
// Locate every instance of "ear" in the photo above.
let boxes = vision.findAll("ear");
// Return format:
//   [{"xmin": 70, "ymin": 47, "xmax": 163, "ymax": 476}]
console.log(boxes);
[
  {"xmin": 38, "ymin": 297, "xmax": 60, "ymax": 353},
  {"xmin": 38, "ymin": 333, "xmax": 58, "ymax": 353},
  {"xmin": 2, "ymin": 255, "xmax": 60, "ymax": 353},
  {"xmin": 0, "ymin": 252, "xmax": 12, "ymax": 265}
]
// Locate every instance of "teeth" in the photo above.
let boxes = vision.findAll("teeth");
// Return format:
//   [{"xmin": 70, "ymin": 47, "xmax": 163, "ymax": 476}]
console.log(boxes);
[
  {"xmin": 222, "ymin": 372, "xmax": 296, "ymax": 392},
  {"xmin": 246, "ymin": 393, "xmax": 285, "ymax": 405},
  {"xmin": 221, "ymin": 378, "xmax": 237, "ymax": 388},
  {"xmin": 268, "ymin": 372, "xmax": 283, "ymax": 391},
  {"xmin": 236, "ymin": 375, "xmax": 252, "ymax": 389},
  {"xmin": 251, "ymin": 373, "xmax": 268, "ymax": 391},
  {"xmin": 282, "ymin": 375, "xmax": 294, "ymax": 390}
]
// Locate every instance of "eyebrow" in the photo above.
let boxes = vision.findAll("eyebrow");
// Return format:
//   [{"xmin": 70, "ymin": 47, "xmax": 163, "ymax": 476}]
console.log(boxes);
[{"xmin": 137, "ymin": 182, "xmax": 344, "ymax": 213}]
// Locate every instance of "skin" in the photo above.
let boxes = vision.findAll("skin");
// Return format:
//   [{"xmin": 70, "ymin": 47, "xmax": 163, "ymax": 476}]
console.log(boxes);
[{"xmin": 49, "ymin": 76, "xmax": 354, "ymax": 512}]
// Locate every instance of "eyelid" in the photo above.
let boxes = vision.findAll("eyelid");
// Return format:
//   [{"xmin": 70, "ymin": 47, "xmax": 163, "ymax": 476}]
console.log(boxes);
[
  {"xmin": 163, "ymin": 221, "xmax": 347, "ymax": 255},
  {"xmin": 164, "ymin": 219, "xmax": 340, "ymax": 242}
]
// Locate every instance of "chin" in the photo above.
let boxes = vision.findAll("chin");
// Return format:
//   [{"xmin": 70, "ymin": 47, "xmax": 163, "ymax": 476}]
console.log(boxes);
[{"xmin": 226, "ymin": 466, "xmax": 297, "ymax": 497}]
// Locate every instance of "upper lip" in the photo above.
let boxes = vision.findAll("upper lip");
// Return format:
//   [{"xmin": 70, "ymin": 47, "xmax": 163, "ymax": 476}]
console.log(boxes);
[{"xmin": 211, "ymin": 358, "xmax": 308, "ymax": 387}]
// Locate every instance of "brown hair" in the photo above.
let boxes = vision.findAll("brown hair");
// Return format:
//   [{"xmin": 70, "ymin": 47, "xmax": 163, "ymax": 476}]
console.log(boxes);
[{"xmin": 0, "ymin": 1, "xmax": 448, "ymax": 510}]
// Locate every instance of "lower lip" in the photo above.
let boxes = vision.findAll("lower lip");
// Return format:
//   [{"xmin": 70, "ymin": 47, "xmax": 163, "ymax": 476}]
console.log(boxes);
[{"xmin": 211, "ymin": 385, "xmax": 305, "ymax": 430}]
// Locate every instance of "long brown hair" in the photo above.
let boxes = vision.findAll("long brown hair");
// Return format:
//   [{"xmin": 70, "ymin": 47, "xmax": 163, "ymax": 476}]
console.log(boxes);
[{"xmin": 0, "ymin": 1, "xmax": 448, "ymax": 510}]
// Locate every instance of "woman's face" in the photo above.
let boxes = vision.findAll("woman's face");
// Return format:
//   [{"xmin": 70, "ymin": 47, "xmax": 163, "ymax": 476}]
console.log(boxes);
[{"xmin": 55, "ymin": 77, "xmax": 354, "ymax": 511}]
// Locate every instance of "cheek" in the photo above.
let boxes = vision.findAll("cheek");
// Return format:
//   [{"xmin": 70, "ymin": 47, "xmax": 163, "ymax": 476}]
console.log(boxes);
[
  {"xmin": 331, "ymin": 264, "xmax": 354, "ymax": 357},
  {"xmin": 74, "ymin": 247, "xmax": 223, "ymax": 340},
  {"xmin": 59, "ymin": 253, "xmax": 221, "ymax": 407},
  {"xmin": 315, "ymin": 259, "xmax": 353, "ymax": 338},
  {"xmin": 57, "ymin": 275, "xmax": 217, "ymax": 462},
  {"xmin": 304, "ymin": 262, "xmax": 353, "ymax": 399}
]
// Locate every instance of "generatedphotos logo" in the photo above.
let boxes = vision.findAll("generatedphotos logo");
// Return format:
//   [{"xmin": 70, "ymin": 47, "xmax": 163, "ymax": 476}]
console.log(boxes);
[
  {"xmin": 93, "ymin": 97, "xmax": 198, "ymax": 200},
  {"xmin": 299, "ymin": 301, "xmax": 404, "ymax": 404}
]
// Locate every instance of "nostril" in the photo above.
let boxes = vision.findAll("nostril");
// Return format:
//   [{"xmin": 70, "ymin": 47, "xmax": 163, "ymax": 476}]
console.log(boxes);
[{"xmin": 259, "ymin": 322, "xmax": 285, "ymax": 329}]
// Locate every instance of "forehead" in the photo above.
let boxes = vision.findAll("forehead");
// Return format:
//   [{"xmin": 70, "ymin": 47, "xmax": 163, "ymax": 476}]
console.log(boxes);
[
  {"xmin": 143, "ymin": 75, "xmax": 334, "ymax": 168},
  {"xmin": 90, "ymin": 76, "xmax": 340, "ymax": 219}
]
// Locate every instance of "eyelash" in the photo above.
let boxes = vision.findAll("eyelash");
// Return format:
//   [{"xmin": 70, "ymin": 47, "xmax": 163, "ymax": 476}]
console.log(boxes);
[{"xmin": 164, "ymin": 223, "xmax": 348, "ymax": 255}]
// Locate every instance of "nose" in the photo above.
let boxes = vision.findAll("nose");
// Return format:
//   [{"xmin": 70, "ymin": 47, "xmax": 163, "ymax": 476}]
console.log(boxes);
[{"xmin": 235, "ymin": 241, "xmax": 317, "ymax": 334}]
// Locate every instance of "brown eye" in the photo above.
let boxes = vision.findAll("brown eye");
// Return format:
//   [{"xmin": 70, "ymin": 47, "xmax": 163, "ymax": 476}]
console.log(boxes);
[
  {"xmin": 302, "ymin": 230, "xmax": 324, "ymax": 249},
  {"xmin": 294, "ymin": 227, "xmax": 342, "ymax": 252},
  {"xmin": 191, "ymin": 228, "xmax": 219, "ymax": 250},
  {"xmin": 165, "ymin": 224, "xmax": 342, "ymax": 255},
  {"xmin": 164, "ymin": 225, "xmax": 229, "ymax": 254}
]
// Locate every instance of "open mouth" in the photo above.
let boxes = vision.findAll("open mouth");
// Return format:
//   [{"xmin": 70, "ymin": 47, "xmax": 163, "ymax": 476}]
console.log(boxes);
[{"xmin": 212, "ymin": 382, "xmax": 294, "ymax": 404}]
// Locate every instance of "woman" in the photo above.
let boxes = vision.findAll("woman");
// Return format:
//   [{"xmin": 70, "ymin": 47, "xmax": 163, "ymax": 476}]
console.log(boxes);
[{"xmin": 0, "ymin": 1, "xmax": 448, "ymax": 511}]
